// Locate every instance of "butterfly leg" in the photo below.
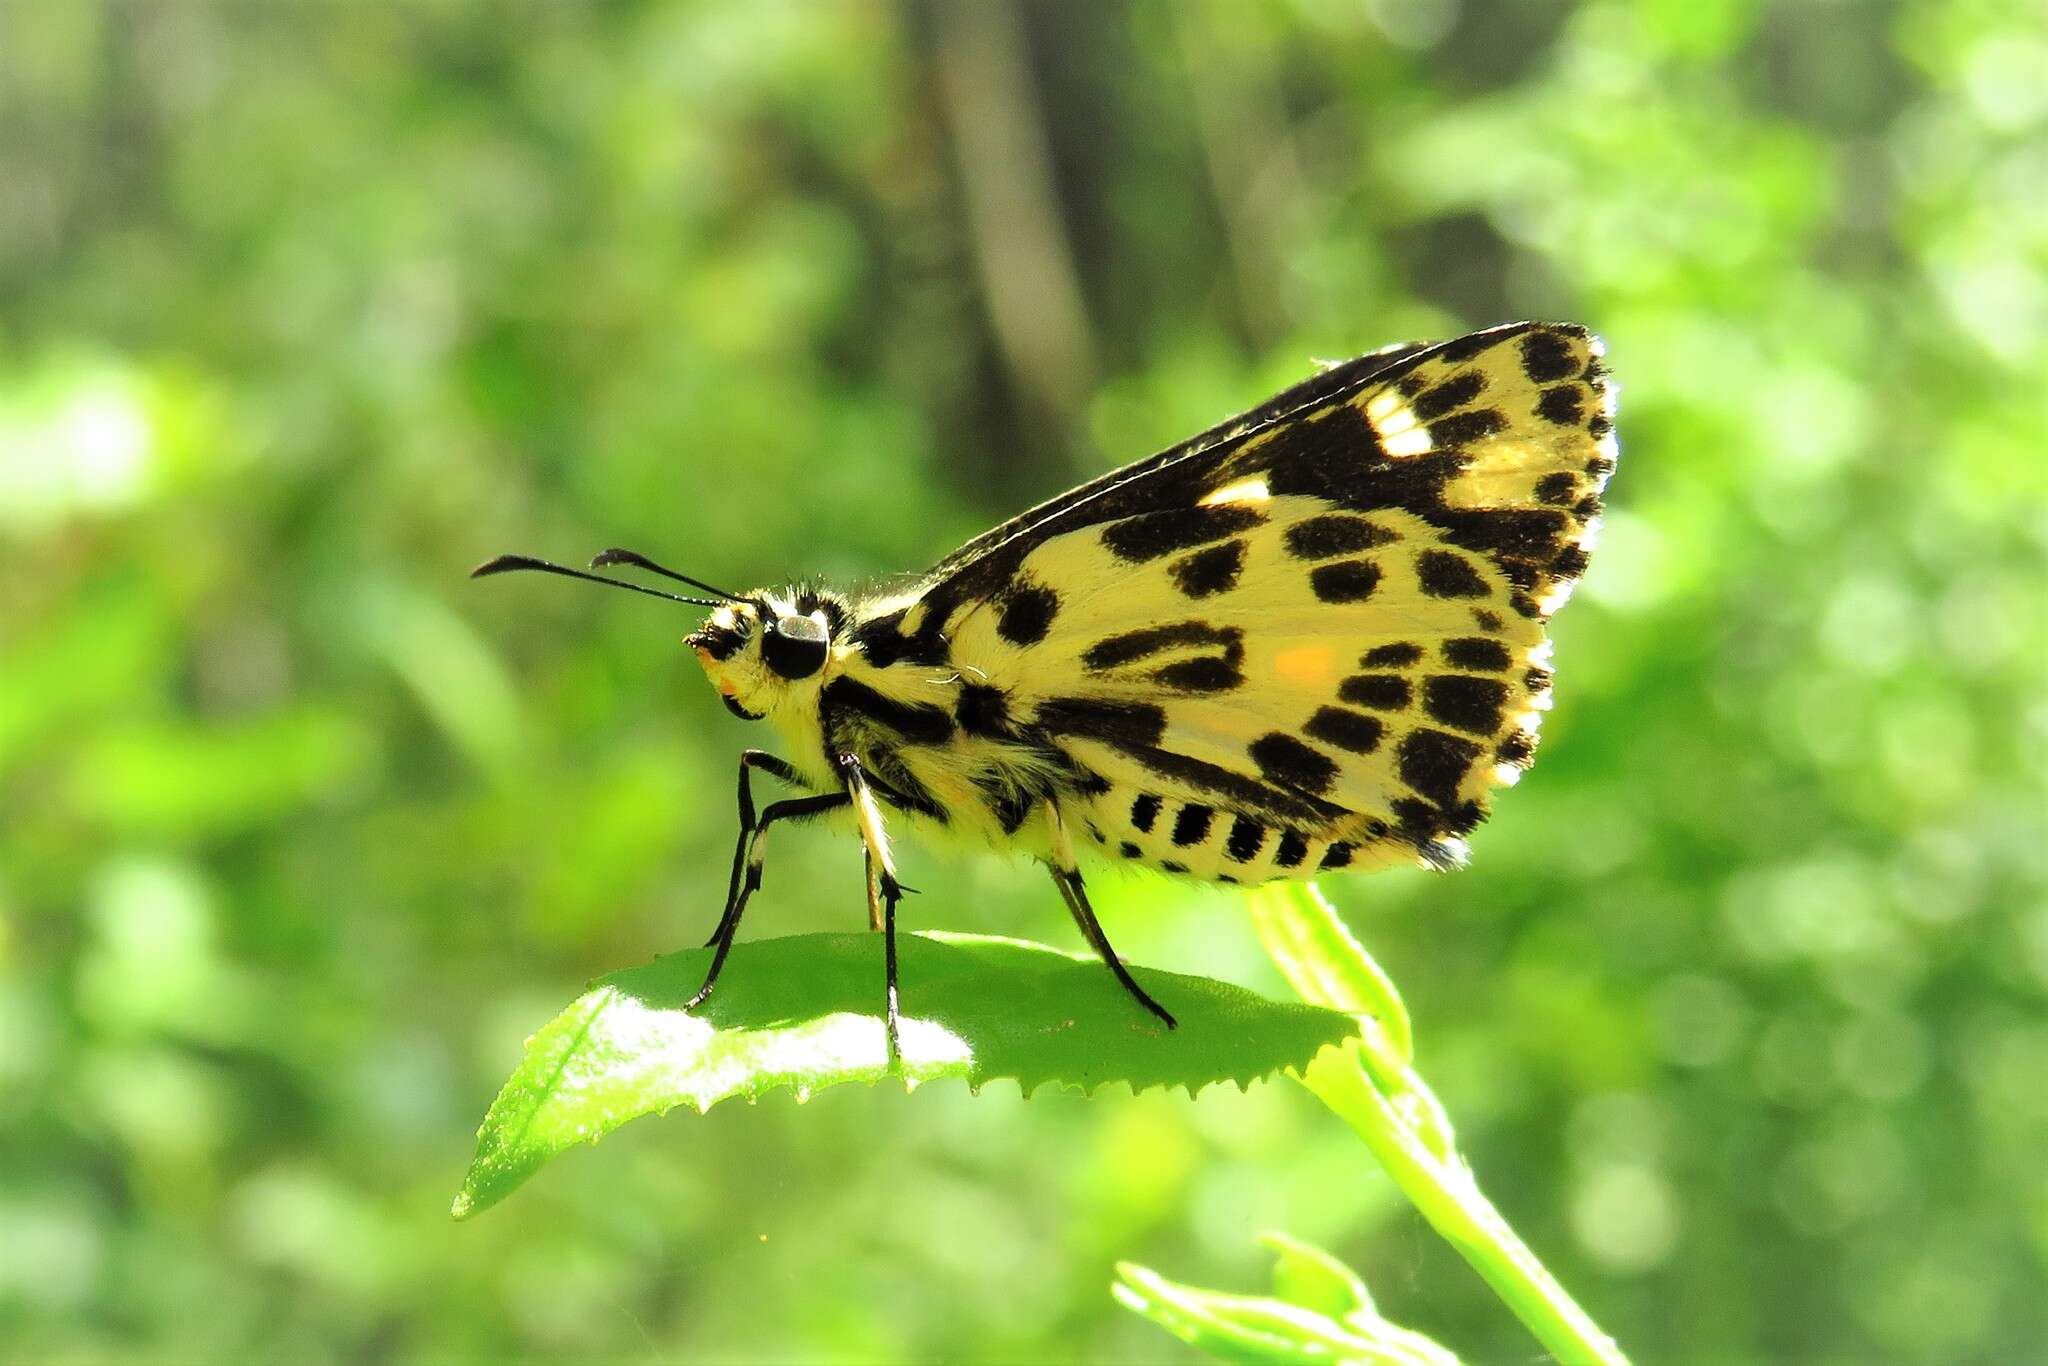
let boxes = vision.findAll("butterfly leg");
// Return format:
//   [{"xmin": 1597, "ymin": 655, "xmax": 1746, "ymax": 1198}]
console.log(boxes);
[
  {"xmin": 1042, "ymin": 805, "xmax": 1175, "ymax": 1027},
  {"xmin": 864, "ymin": 844, "xmax": 903, "ymax": 1062},
  {"xmin": 687, "ymin": 789, "xmax": 848, "ymax": 1012},
  {"xmin": 1048, "ymin": 865, "xmax": 1177, "ymax": 1028},
  {"xmin": 836, "ymin": 752, "xmax": 907, "ymax": 1060},
  {"xmin": 708, "ymin": 751, "xmax": 812, "ymax": 948}
]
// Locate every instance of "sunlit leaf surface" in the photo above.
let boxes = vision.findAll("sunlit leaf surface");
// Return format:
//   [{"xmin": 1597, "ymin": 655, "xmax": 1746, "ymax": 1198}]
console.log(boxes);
[{"xmin": 455, "ymin": 932, "xmax": 1361, "ymax": 1217}]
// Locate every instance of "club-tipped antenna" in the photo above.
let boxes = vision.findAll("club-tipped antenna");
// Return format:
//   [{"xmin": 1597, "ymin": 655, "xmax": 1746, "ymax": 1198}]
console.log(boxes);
[
  {"xmin": 591, "ymin": 547, "xmax": 745, "ymax": 603},
  {"xmin": 470, "ymin": 554, "xmax": 722, "ymax": 608}
]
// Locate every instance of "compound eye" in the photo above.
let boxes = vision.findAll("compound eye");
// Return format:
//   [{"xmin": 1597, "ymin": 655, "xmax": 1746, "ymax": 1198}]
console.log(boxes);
[{"xmin": 761, "ymin": 614, "xmax": 829, "ymax": 679}]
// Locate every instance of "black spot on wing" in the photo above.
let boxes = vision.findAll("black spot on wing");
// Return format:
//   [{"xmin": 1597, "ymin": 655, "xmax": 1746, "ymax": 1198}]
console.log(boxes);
[
  {"xmin": 1423, "ymin": 674, "xmax": 1509, "ymax": 735},
  {"xmin": 1392, "ymin": 798, "xmax": 1439, "ymax": 844},
  {"xmin": 1085, "ymin": 621, "xmax": 1245, "ymax": 694},
  {"xmin": 1447, "ymin": 800, "xmax": 1485, "ymax": 836},
  {"xmin": 1226, "ymin": 816, "xmax": 1266, "ymax": 862},
  {"xmin": 1274, "ymin": 830, "xmax": 1310, "ymax": 868},
  {"xmin": 1242, "ymin": 402, "xmax": 1383, "ymax": 496},
  {"xmin": 1410, "ymin": 371, "xmax": 1485, "ymax": 421},
  {"xmin": 1428, "ymin": 409, "xmax": 1505, "ymax": 448},
  {"xmin": 1340, "ymin": 674, "xmax": 1411, "ymax": 710},
  {"xmin": 1169, "ymin": 540, "xmax": 1246, "ymax": 598},
  {"xmin": 1521, "ymin": 329, "xmax": 1578, "ymax": 382},
  {"xmin": 1552, "ymin": 543, "xmax": 1591, "ymax": 580},
  {"xmin": 1129, "ymin": 793, "xmax": 1161, "ymax": 833},
  {"xmin": 1361, "ymin": 642, "xmax": 1422, "ymax": 667},
  {"xmin": 1319, "ymin": 841, "xmax": 1355, "ymax": 870},
  {"xmin": 1496, "ymin": 731, "xmax": 1536, "ymax": 766},
  {"xmin": 1285, "ymin": 514, "xmax": 1399, "ymax": 560},
  {"xmin": 956, "ymin": 682, "xmax": 1012, "ymax": 735},
  {"xmin": 1537, "ymin": 385, "xmax": 1584, "ymax": 427},
  {"xmin": 1249, "ymin": 732, "xmax": 1338, "ymax": 795},
  {"xmin": 1305, "ymin": 705, "xmax": 1383, "ymax": 754},
  {"xmin": 1101, "ymin": 504, "xmax": 1266, "ymax": 564},
  {"xmin": 1397, "ymin": 729, "xmax": 1482, "ymax": 809},
  {"xmin": 847, "ymin": 607, "xmax": 902, "ymax": 661},
  {"xmin": 1392, "ymin": 792, "xmax": 1483, "ymax": 863},
  {"xmin": 1473, "ymin": 609, "xmax": 1504, "ymax": 632},
  {"xmin": 1171, "ymin": 804, "xmax": 1214, "ymax": 847},
  {"xmin": 1309, "ymin": 559, "xmax": 1382, "ymax": 603},
  {"xmin": 997, "ymin": 580, "xmax": 1060, "ymax": 646},
  {"xmin": 1534, "ymin": 471, "xmax": 1577, "ymax": 505},
  {"xmin": 823, "ymin": 676, "xmax": 955, "ymax": 745},
  {"xmin": 1441, "ymin": 637, "xmax": 1512, "ymax": 671},
  {"xmin": 849, "ymin": 605, "xmax": 947, "ymax": 669},
  {"xmin": 1034, "ymin": 698, "xmax": 1167, "ymax": 748},
  {"xmin": 1084, "ymin": 621, "xmax": 1242, "ymax": 671},
  {"xmin": 1120, "ymin": 841, "xmax": 1142, "ymax": 859},
  {"xmin": 1416, "ymin": 550, "xmax": 1490, "ymax": 598},
  {"xmin": 1152, "ymin": 656, "xmax": 1244, "ymax": 694}
]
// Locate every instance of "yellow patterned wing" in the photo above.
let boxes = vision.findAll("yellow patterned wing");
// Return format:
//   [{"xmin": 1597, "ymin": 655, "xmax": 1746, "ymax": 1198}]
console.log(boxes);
[{"xmin": 933, "ymin": 322, "xmax": 1616, "ymax": 880}]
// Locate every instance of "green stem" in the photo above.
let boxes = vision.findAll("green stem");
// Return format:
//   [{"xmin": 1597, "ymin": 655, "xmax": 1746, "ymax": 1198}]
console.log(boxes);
[{"xmin": 1248, "ymin": 885, "xmax": 1628, "ymax": 1366}]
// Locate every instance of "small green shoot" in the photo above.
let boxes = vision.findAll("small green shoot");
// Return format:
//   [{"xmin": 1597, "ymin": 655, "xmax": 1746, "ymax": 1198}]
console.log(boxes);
[{"xmin": 1114, "ymin": 1230, "xmax": 1461, "ymax": 1364}]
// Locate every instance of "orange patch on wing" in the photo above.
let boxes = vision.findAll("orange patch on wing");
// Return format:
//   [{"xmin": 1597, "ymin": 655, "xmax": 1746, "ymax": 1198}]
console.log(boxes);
[{"xmin": 1273, "ymin": 644, "xmax": 1337, "ymax": 686}]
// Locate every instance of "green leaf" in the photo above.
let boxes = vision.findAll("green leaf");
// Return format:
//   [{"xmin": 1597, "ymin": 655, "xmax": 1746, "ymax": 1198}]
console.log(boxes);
[{"xmin": 453, "ymin": 931, "xmax": 1361, "ymax": 1218}]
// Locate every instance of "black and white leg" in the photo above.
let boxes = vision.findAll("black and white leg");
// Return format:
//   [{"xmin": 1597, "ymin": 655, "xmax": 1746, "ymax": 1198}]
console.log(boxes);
[
  {"xmin": 1044, "ymin": 808, "xmax": 1176, "ymax": 1028},
  {"xmin": 707, "ymin": 750, "xmax": 809, "ymax": 948},
  {"xmin": 836, "ymin": 751, "xmax": 908, "ymax": 1059},
  {"xmin": 687, "ymin": 785, "xmax": 848, "ymax": 1012}
]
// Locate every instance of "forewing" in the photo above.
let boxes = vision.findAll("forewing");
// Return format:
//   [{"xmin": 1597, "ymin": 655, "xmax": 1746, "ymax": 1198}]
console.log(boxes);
[
  {"xmin": 920, "ymin": 339, "xmax": 1440, "ymax": 584},
  {"xmin": 938, "ymin": 323, "xmax": 1616, "ymax": 878}
]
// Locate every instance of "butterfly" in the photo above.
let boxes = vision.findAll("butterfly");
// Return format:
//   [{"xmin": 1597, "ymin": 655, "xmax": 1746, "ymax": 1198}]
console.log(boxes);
[{"xmin": 477, "ymin": 321, "xmax": 1617, "ymax": 1055}]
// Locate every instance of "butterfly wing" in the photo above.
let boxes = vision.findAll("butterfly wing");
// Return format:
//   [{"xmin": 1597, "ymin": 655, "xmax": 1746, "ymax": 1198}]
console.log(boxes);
[
  {"xmin": 912, "ymin": 321, "xmax": 1616, "ymax": 879},
  {"xmin": 920, "ymin": 337, "xmax": 1440, "ymax": 584}
]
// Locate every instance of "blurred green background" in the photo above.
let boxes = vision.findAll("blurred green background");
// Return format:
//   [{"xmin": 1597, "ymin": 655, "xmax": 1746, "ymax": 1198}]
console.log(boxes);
[{"xmin": 3, "ymin": 1, "xmax": 2044, "ymax": 1360}]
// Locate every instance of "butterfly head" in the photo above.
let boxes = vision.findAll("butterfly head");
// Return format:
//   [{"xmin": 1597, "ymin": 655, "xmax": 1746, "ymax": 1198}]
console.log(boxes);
[
  {"xmin": 686, "ymin": 593, "xmax": 837, "ymax": 722},
  {"xmin": 471, "ymin": 546, "xmax": 837, "ymax": 722}
]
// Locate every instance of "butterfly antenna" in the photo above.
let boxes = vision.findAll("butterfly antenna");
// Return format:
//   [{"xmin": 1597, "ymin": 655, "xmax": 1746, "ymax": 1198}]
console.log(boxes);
[
  {"xmin": 471, "ymin": 554, "xmax": 722, "ymax": 608},
  {"xmin": 591, "ymin": 547, "xmax": 746, "ymax": 603}
]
